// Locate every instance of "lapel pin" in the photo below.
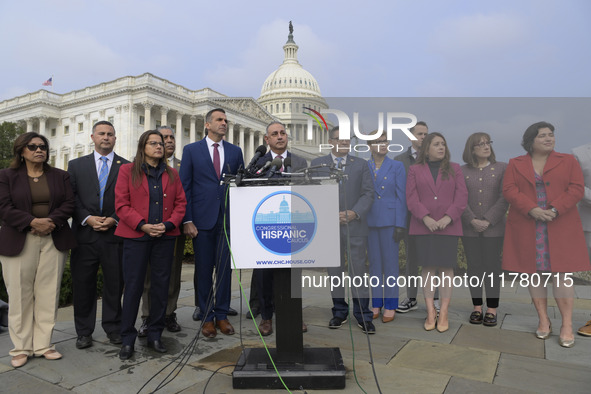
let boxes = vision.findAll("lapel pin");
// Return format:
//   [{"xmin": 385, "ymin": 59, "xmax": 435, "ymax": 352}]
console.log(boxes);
[{"xmin": 116, "ymin": 160, "xmax": 121, "ymax": 164}]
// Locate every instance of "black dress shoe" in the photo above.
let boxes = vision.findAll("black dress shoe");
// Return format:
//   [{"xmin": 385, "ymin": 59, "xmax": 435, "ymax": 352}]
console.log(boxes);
[
  {"xmin": 108, "ymin": 332, "xmax": 122, "ymax": 344},
  {"xmin": 469, "ymin": 311, "xmax": 483, "ymax": 324},
  {"xmin": 138, "ymin": 317, "xmax": 149, "ymax": 337},
  {"xmin": 119, "ymin": 345, "xmax": 134, "ymax": 360},
  {"xmin": 76, "ymin": 335, "xmax": 93, "ymax": 349},
  {"xmin": 165, "ymin": 313, "xmax": 181, "ymax": 332},
  {"xmin": 328, "ymin": 316, "xmax": 347, "ymax": 329},
  {"xmin": 147, "ymin": 340, "xmax": 167, "ymax": 353},
  {"xmin": 192, "ymin": 307, "xmax": 201, "ymax": 321},
  {"xmin": 227, "ymin": 307, "xmax": 238, "ymax": 316},
  {"xmin": 358, "ymin": 321, "xmax": 376, "ymax": 334},
  {"xmin": 483, "ymin": 312, "xmax": 497, "ymax": 327}
]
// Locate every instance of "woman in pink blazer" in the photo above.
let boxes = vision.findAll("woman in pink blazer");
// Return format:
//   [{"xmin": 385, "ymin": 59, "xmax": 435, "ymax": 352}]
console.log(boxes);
[
  {"xmin": 406, "ymin": 132, "xmax": 468, "ymax": 332},
  {"xmin": 114, "ymin": 130, "xmax": 186, "ymax": 360}
]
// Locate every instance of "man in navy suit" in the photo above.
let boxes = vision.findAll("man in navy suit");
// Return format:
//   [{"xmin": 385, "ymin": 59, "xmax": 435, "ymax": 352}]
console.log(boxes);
[
  {"xmin": 180, "ymin": 108, "xmax": 244, "ymax": 338},
  {"xmin": 253, "ymin": 121, "xmax": 308, "ymax": 336},
  {"xmin": 311, "ymin": 126, "xmax": 375, "ymax": 333},
  {"xmin": 68, "ymin": 121, "xmax": 129, "ymax": 349}
]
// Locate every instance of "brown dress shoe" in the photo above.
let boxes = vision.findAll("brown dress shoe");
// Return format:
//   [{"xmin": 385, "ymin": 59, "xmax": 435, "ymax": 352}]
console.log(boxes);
[
  {"xmin": 577, "ymin": 320, "xmax": 591, "ymax": 336},
  {"xmin": 259, "ymin": 319, "xmax": 273, "ymax": 336},
  {"xmin": 216, "ymin": 319, "xmax": 235, "ymax": 335},
  {"xmin": 201, "ymin": 321, "xmax": 217, "ymax": 338}
]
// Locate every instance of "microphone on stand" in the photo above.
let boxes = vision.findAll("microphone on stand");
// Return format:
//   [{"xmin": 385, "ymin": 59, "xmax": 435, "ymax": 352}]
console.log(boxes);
[
  {"xmin": 265, "ymin": 157, "xmax": 283, "ymax": 178},
  {"xmin": 283, "ymin": 157, "xmax": 292, "ymax": 173},
  {"xmin": 245, "ymin": 145, "xmax": 267, "ymax": 173},
  {"xmin": 255, "ymin": 161, "xmax": 272, "ymax": 175}
]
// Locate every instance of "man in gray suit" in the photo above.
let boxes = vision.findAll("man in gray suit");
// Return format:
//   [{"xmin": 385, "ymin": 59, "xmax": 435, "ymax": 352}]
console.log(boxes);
[
  {"xmin": 311, "ymin": 126, "xmax": 375, "ymax": 333},
  {"xmin": 394, "ymin": 121, "xmax": 428, "ymax": 313},
  {"xmin": 573, "ymin": 142, "xmax": 591, "ymax": 336},
  {"xmin": 68, "ymin": 121, "xmax": 129, "ymax": 349},
  {"xmin": 138, "ymin": 126, "xmax": 185, "ymax": 336}
]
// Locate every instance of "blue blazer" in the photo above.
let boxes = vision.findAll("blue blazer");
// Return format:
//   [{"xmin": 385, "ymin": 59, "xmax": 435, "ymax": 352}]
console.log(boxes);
[
  {"xmin": 367, "ymin": 157, "xmax": 407, "ymax": 228},
  {"xmin": 180, "ymin": 138, "xmax": 244, "ymax": 230},
  {"xmin": 310, "ymin": 154, "xmax": 373, "ymax": 237}
]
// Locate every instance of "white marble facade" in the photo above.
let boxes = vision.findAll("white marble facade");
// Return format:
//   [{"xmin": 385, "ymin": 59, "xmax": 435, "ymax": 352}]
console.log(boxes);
[{"xmin": 0, "ymin": 73, "xmax": 273, "ymax": 168}]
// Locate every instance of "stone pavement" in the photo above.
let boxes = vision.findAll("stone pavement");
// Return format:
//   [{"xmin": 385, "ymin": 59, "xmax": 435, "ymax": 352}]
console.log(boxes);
[{"xmin": 1, "ymin": 264, "xmax": 590, "ymax": 393}]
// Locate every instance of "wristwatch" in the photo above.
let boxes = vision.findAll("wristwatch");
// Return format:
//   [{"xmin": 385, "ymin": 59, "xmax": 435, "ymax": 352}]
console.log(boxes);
[{"xmin": 550, "ymin": 207, "xmax": 558, "ymax": 216}]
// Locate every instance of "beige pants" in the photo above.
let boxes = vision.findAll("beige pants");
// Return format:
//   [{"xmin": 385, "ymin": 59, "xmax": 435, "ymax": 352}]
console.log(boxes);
[{"xmin": 0, "ymin": 233, "xmax": 66, "ymax": 357}]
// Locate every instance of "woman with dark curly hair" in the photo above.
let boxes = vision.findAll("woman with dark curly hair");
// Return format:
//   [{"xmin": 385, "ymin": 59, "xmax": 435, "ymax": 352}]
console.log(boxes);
[{"xmin": 0, "ymin": 132, "xmax": 76, "ymax": 368}]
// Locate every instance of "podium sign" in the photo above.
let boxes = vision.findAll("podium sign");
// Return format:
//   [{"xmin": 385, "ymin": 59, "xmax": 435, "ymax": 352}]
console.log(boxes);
[{"xmin": 230, "ymin": 184, "xmax": 340, "ymax": 269}]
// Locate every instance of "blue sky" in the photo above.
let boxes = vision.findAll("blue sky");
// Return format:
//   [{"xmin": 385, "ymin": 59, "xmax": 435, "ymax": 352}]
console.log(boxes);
[{"xmin": 1, "ymin": 0, "xmax": 589, "ymax": 155}]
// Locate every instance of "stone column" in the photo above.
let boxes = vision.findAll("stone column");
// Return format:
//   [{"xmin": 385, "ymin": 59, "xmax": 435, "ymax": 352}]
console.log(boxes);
[
  {"xmin": 239, "ymin": 125, "xmax": 245, "ymax": 153},
  {"xmin": 38, "ymin": 115, "xmax": 47, "ymax": 135},
  {"xmin": 143, "ymin": 101, "xmax": 153, "ymax": 131},
  {"xmin": 226, "ymin": 121, "xmax": 233, "ymax": 144},
  {"xmin": 189, "ymin": 115, "xmax": 197, "ymax": 144},
  {"xmin": 26, "ymin": 118, "xmax": 34, "ymax": 132},
  {"xmin": 160, "ymin": 106, "xmax": 169, "ymax": 127},
  {"xmin": 247, "ymin": 129, "xmax": 255, "ymax": 161},
  {"xmin": 176, "ymin": 112, "xmax": 183, "ymax": 155}
]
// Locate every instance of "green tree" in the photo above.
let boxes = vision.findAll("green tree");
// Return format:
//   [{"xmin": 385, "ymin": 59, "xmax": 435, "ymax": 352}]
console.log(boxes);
[{"xmin": 0, "ymin": 122, "xmax": 24, "ymax": 169}]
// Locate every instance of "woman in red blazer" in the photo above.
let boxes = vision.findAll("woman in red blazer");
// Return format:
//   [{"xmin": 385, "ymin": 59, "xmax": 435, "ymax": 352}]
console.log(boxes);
[
  {"xmin": 406, "ymin": 132, "xmax": 468, "ymax": 333},
  {"xmin": 503, "ymin": 121, "xmax": 589, "ymax": 348},
  {"xmin": 0, "ymin": 132, "xmax": 76, "ymax": 368},
  {"xmin": 114, "ymin": 130, "xmax": 186, "ymax": 360}
]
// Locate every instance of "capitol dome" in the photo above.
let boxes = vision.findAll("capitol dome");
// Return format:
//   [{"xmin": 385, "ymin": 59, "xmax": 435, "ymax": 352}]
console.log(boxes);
[{"xmin": 257, "ymin": 23, "xmax": 329, "ymax": 154}]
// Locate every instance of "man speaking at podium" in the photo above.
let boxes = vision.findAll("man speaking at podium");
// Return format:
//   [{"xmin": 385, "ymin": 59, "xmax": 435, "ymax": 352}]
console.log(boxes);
[{"xmin": 253, "ymin": 121, "xmax": 307, "ymax": 335}]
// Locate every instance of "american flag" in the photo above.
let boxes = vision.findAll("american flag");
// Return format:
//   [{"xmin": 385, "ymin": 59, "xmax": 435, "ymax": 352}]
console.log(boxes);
[{"xmin": 42, "ymin": 77, "xmax": 52, "ymax": 86}]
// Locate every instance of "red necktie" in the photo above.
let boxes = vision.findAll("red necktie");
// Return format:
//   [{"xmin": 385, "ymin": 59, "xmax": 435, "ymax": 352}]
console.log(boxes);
[
  {"xmin": 278, "ymin": 155, "xmax": 283, "ymax": 172},
  {"xmin": 213, "ymin": 143, "xmax": 221, "ymax": 179}
]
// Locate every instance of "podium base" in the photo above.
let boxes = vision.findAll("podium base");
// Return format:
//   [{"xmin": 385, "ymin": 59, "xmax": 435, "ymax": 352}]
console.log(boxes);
[{"xmin": 232, "ymin": 347, "xmax": 346, "ymax": 390}]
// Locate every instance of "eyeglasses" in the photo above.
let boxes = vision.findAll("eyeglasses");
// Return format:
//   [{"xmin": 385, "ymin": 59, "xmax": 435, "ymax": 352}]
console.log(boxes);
[
  {"xmin": 474, "ymin": 141, "xmax": 493, "ymax": 148},
  {"xmin": 26, "ymin": 144, "xmax": 48, "ymax": 152},
  {"xmin": 146, "ymin": 141, "xmax": 164, "ymax": 147},
  {"xmin": 370, "ymin": 140, "xmax": 388, "ymax": 145}
]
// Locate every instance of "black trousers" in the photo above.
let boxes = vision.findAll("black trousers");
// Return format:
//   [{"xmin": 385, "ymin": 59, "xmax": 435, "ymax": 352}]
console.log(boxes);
[
  {"xmin": 71, "ymin": 238, "xmax": 123, "ymax": 337},
  {"xmin": 462, "ymin": 236, "xmax": 503, "ymax": 308}
]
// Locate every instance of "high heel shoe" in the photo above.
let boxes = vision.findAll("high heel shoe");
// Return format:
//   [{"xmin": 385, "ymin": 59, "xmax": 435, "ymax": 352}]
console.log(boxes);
[
  {"xmin": 535, "ymin": 321, "xmax": 552, "ymax": 340},
  {"xmin": 558, "ymin": 336, "xmax": 575, "ymax": 348},
  {"xmin": 382, "ymin": 309, "xmax": 395, "ymax": 323},
  {"xmin": 424, "ymin": 316, "xmax": 437, "ymax": 331},
  {"xmin": 436, "ymin": 319, "xmax": 449, "ymax": 333},
  {"xmin": 372, "ymin": 308, "xmax": 380, "ymax": 320}
]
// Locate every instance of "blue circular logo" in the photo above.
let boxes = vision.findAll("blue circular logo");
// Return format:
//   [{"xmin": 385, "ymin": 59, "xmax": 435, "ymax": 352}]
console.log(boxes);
[{"xmin": 252, "ymin": 191, "xmax": 317, "ymax": 255}]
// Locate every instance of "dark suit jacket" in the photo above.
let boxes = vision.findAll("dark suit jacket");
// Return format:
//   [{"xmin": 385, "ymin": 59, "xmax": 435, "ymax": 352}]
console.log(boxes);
[
  {"xmin": 0, "ymin": 165, "xmax": 76, "ymax": 256},
  {"xmin": 255, "ymin": 150, "xmax": 308, "ymax": 176},
  {"xmin": 394, "ymin": 146, "xmax": 415, "ymax": 174},
  {"xmin": 114, "ymin": 163, "xmax": 186, "ymax": 238},
  {"xmin": 310, "ymin": 154, "xmax": 373, "ymax": 237},
  {"xmin": 367, "ymin": 157, "xmax": 407, "ymax": 228},
  {"xmin": 180, "ymin": 138, "xmax": 244, "ymax": 230},
  {"xmin": 68, "ymin": 152, "xmax": 129, "ymax": 244}
]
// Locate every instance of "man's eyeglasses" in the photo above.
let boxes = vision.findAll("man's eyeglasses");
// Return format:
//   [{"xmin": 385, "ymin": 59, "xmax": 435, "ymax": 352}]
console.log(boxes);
[
  {"xmin": 26, "ymin": 144, "xmax": 48, "ymax": 152},
  {"xmin": 474, "ymin": 141, "xmax": 493, "ymax": 148},
  {"xmin": 146, "ymin": 141, "xmax": 164, "ymax": 147}
]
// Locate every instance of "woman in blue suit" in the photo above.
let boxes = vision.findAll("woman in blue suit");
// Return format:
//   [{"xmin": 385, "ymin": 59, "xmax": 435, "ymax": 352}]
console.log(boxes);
[{"xmin": 367, "ymin": 135, "xmax": 407, "ymax": 323}]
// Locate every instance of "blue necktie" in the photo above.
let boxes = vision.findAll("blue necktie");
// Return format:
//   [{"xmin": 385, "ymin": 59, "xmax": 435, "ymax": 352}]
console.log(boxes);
[
  {"xmin": 98, "ymin": 156, "xmax": 109, "ymax": 212},
  {"xmin": 336, "ymin": 157, "xmax": 343, "ymax": 169}
]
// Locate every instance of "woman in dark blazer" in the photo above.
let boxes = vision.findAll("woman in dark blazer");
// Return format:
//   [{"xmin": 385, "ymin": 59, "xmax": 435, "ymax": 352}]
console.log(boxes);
[
  {"xmin": 0, "ymin": 132, "xmax": 76, "ymax": 368},
  {"xmin": 367, "ymin": 135, "xmax": 407, "ymax": 323},
  {"xmin": 503, "ymin": 122, "xmax": 590, "ymax": 348},
  {"xmin": 406, "ymin": 132, "xmax": 467, "ymax": 333},
  {"xmin": 461, "ymin": 133, "xmax": 508, "ymax": 327},
  {"xmin": 115, "ymin": 130, "xmax": 186, "ymax": 360}
]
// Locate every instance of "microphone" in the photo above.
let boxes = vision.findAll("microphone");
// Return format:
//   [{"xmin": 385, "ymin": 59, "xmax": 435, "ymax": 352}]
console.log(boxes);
[
  {"xmin": 266, "ymin": 157, "xmax": 283, "ymax": 178},
  {"xmin": 255, "ymin": 161, "xmax": 272, "ymax": 175},
  {"xmin": 246, "ymin": 145, "xmax": 267, "ymax": 172},
  {"xmin": 283, "ymin": 157, "xmax": 292, "ymax": 173}
]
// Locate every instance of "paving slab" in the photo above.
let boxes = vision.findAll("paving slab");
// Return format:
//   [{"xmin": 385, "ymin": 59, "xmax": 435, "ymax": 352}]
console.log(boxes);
[
  {"xmin": 494, "ymin": 353, "xmax": 591, "ymax": 393},
  {"xmin": 73, "ymin": 359, "xmax": 211, "ymax": 394},
  {"xmin": 389, "ymin": 340, "xmax": 499, "ymax": 383},
  {"xmin": 0, "ymin": 369, "xmax": 70, "ymax": 393},
  {"xmin": 544, "ymin": 332, "xmax": 591, "ymax": 367},
  {"xmin": 575, "ymin": 284, "xmax": 591, "ymax": 299},
  {"xmin": 451, "ymin": 324, "xmax": 544, "ymax": 358},
  {"xmin": 444, "ymin": 376, "xmax": 534, "ymax": 394}
]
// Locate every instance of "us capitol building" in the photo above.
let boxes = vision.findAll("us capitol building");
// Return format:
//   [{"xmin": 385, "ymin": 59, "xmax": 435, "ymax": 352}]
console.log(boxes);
[{"xmin": 0, "ymin": 23, "xmax": 328, "ymax": 168}]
